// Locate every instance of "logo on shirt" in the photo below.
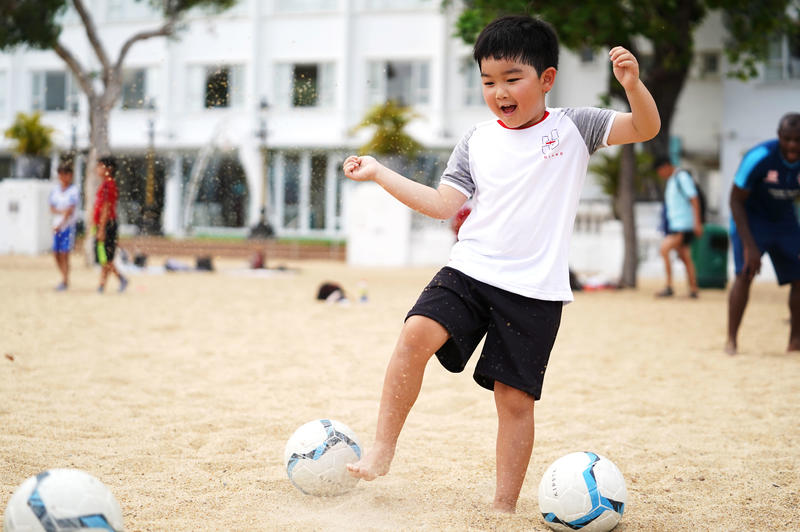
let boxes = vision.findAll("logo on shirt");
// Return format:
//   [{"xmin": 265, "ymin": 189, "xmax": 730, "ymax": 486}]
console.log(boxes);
[
  {"xmin": 765, "ymin": 170, "xmax": 779, "ymax": 184},
  {"xmin": 542, "ymin": 129, "xmax": 563, "ymax": 159}
]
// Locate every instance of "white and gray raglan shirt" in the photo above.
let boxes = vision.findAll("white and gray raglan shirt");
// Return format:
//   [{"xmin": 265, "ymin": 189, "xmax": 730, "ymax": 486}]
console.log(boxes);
[{"xmin": 440, "ymin": 107, "xmax": 616, "ymax": 302}]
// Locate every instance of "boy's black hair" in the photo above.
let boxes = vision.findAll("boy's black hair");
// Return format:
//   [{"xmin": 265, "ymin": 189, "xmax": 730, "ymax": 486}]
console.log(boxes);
[
  {"xmin": 98, "ymin": 155, "xmax": 117, "ymax": 176},
  {"xmin": 473, "ymin": 15, "xmax": 559, "ymax": 75},
  {"xmin": 653, "ymin": 155, "xmax": 672, "ymax": 170}
]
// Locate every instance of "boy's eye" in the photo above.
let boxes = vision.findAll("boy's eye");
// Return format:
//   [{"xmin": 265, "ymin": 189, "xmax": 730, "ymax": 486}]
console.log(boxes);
[
  {"xmin": 507, "ymin": 78, "xmax": 520, "ymax": 83},
  {"xmin": 483, "ymin": 81, "xmax": 494, "ymax": 87}
]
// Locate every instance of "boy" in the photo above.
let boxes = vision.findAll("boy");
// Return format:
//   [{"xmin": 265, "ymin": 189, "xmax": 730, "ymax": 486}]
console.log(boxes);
[
  {"xmin": 654, "ymin": 157, "xmax": 703, "ymax": 298},
  {"xmin": 93, "ymin": 156, "xmax": 128, "ymax": 293},
  {"xmin": 49, "ymin": 160, "xmax": 80, "ymax": 291},
  {"xmin": 726, "ymin": 112, "xmax": 800, "ymax": 355},
  {"xmin": 343, "ymin": 15, "xmax": 659, "ymax": 512}
]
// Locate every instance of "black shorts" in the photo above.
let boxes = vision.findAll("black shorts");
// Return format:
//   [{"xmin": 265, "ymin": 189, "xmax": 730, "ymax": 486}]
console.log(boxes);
[
  {"xmin": 667, "ymin": 229, "xmax": 695, "ymax": 245},
  {"xmin": 94, "ymin": 220, "xmax": 118, "ymax": 263},
  {"xmin": 406, "ymin": 267, "xmax": 562, "ymax": 399}
]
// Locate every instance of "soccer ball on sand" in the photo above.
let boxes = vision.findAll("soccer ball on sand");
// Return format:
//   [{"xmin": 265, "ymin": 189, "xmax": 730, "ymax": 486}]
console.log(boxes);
[
  {"xmin": 3, "ymin": 468, "xmax": 124, "ymax": 532},
  {"xmin": 538, "ymin": 452, "xmax": 627, "ymax": 532},
  {"xmin": 284, "ymin": 419, "xmax": 362, "ymax": 496}
]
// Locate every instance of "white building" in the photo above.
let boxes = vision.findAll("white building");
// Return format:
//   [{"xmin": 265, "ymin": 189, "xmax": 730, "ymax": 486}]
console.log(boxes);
[{"xmin": 0, "ymin": 1, "xmax": 797, "ymax": 253}]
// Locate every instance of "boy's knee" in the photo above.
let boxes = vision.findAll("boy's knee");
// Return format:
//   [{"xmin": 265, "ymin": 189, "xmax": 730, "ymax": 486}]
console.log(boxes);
[
  {"xmin": 494, "ymin": 382, "xmax": 534, "ymax": 417},
  {"xmin": 397, "ymin": 315, "xmax": 449, "ymax": 355}
]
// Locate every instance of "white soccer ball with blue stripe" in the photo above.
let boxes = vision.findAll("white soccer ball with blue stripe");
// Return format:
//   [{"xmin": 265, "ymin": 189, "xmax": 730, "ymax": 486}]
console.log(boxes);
[
  {"xmin": 538, "ymin": 452, "xmax": 627, "ymax": 532},
  {"xmin": 3, "ymin": 469, "xmax": 124, "ymax": 532},
  {"xmin": 284, "ymin": 419, "xmax": 362, "ymax": 496}
]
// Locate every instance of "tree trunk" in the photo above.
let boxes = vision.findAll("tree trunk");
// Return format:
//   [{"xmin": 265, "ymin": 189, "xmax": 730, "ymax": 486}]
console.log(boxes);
[
  {"xmin": 617, "ymin": 143, "xmax": 637, "ymax": 288},
  {"xmin": 81, "ymin": 97, "xmax": 112, "ymax": 262}
]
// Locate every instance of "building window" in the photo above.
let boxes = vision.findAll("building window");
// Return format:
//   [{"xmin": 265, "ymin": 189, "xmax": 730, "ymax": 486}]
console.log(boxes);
[
  {"xmin": 0, "ymin": 71, "xmax": 6, "ymax": 115},
  {"xmin": 310, "ymin": 154, "xmax": 327, "ymax": 229},
  {"xmin": 764, "ymin": 33, "xmax": 800, "ymax": 81},
  {"xmin": 460, "ymin": 57, "xmax": 482, "ymax": 107},
  {"xmin": 579, "ymin": 46, "xmax": 595, "ymax": 64},
  {"xmin": 363, "ymin": 0, "xmax": 434, "ymax": 9},
  {"xmin": 293, "ymin": 65, "xmax": 319, "ymax": 107},
  {"xmin": 275, "ymin": 0, "xmax": 337, "ymax": 12},
  {"xmin": 31, "ymin": 71, "xmax": 77, "ymax": 112},
  {"xmin": 187, "ymin": 65, "xmax": 245, "ymax": 110},
  {"xmin": 699, "ymin": 52, "xmax": 720, "ymax": 78},
  {"xmin": 367, "ymin": 60, "xmax": 430, "ymax": 106},
  {"xmin": 121, "ymin": 69, "xmax": 146, "ymax": 109},
  {"xmin": 283, "ymin": 153, "xmax": 301, "ymax": 229},
  {"xmin": 107, "ymin": 0, "xmax": 158, "ymax": 21},
  {"xmin": 274, "ymin": 62, "xmax": 335, "ymax": 108}
]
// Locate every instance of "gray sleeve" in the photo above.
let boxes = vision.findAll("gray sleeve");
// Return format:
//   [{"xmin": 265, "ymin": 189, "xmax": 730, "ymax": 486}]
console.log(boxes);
[
  {"xmin": 439, "ymin": 126, "xmax": 476, "ymax": 197},
  {"xmin": 563, "ymin": 107, "xmax": 616, "ymax": 155}
]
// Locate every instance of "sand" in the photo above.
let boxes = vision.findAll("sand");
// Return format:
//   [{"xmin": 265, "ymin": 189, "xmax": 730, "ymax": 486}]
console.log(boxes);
[{"xmin": 1, "ymin": 253, "xmax": 798, "ymax": 531}]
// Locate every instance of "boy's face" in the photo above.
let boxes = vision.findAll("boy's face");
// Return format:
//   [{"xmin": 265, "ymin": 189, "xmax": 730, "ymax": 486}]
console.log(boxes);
[
  {"xmin": 58, "ymin": 169, "xmax": 73, "ymax": 187},
  {"xmin": 480, "ymin": 56, "xmax": 555, "ymax": 129},
  {"xmin": 656, "ymin": 163, "xmax": 673, "ymax": 179},
  {"xmin": 96, "ymin": 163, "xmax": 111, "ymax": 179}
]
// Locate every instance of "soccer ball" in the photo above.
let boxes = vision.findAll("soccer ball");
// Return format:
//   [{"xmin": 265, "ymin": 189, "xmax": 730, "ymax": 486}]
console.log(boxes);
[
  {"xmin": 284, "ymin": 419, "xmax": 362, "ymax": 496},
  {"xmin": 538, "ymin": 452, "xmax": 627, "ymax": 532},
  {"xmin": 3, "ymin": 468, "xmax": 124, "ymax": 532}
]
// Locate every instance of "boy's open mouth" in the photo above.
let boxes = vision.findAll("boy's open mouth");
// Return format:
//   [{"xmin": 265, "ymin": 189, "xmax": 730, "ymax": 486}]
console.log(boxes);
[{"xmin": 501, "ymin": 105, "xmax": 517, "ymax": 115}]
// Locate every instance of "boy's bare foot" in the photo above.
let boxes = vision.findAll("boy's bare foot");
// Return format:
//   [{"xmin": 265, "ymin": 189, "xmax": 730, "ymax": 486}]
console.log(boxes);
[
  {"xmin": 347, "ymin": 442, "xmax": 395, "ymax": 480},
  {"xmin": 724, "ymin": 339, "xmax": 737, "ymax": 355},
  {"xmin": 491, "ymin": 502, "xmax": 516, "ymax": 514}
]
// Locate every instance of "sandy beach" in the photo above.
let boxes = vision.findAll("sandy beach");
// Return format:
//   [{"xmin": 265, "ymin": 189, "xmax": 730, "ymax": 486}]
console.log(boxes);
[{"xmin": 1, "ymin": 253, "xmax": 798, "ymax": 531}]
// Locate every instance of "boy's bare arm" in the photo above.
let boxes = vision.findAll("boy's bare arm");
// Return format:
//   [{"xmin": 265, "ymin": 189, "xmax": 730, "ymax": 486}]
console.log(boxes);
[
  {"xmin": 343, "ymin": 155, "xmax": 467, "ymax": 220},
  {"xmin": 605, "ymin": 46, "xmax": 661, "ymax": 146}
]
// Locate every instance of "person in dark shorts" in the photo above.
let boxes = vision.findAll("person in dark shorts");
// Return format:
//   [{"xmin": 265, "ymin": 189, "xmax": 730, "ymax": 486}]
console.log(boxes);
[
  {"xmin": 655, "ymin": 157, "xmax": 703, "ymax": 298},
  {"xmin": 726, "ymin": 113, "xmax": 800, "ymax": 355},
  {"xmin": 341, "ymin": 14, "xmax": 660, "ymax": 513},
  {"xmin": 92, "ymin": 155, "xmax": 128, "ymax": 293}
]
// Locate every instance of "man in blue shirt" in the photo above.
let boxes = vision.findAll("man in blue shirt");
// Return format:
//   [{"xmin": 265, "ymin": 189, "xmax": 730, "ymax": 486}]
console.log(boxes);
[
  {"xmin": 726, "ymin": 113, "xmax": 800, "ymax": 355},
  {"xmin": 655, "ymin": 158, "xmax": 703, "ymax": 298}
]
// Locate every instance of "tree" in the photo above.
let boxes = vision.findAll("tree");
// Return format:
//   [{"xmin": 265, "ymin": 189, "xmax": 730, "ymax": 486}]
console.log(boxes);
[
  {"xmin": 446, "ymin": 0, "xmax": 799, "ymax": 286},
  {"xmin": 0, "ymin": 0, "xmax": 235, "ymax": 226},
  {"xmin": 351, "ymin": 100, "xmax": 423, "ymax": 159},
  {"xmin": 4, "ymin": 111, "xmax": 55, "ymax": 178}
]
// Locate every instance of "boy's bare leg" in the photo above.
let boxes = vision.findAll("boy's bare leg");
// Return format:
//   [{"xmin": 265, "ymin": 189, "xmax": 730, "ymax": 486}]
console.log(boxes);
[
  {"xmin": 726, "ymin": 274, "xmax": 752, "ymax": 354},
  {"xmin": 493, "ymin": 381, "xmax": 535, "ymax": 513},
  {"xmin": 659, "ymin": 237, "xmax": 674, "ymax": 289},
  {"xmin": 347, "ymin": 315, "xmax": 449, "ymax": 480},
  {"xmin": 789, "ymin": 281, "xmax": 800, "ymax": 352},
  {"xmin": 99, "ymin": 263, "xmax": 111, "ymax": 288},
  {"xmin": 55, "ymin": 253, "xmax": 68, "ymax": 285},
  {"xmin": 677, "ymin": 244, "xmax": 699, "ymax": 294}
]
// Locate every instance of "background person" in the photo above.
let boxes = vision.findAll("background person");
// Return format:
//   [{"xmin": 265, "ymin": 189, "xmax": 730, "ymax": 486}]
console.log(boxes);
[
  {"xmin": 726, "ymin": 113, "xmax": 800, "ymax": 355},
  {"xmin": 655, "ymin": 158, "xmax": 703, "ymax": 298},
  {"xmin": 93, "ymin": 156, "xmax": 128, "ymax": 293},
  {"xmin": 49, "ymin": 160, "xmax": 80, "ymax": 291}
]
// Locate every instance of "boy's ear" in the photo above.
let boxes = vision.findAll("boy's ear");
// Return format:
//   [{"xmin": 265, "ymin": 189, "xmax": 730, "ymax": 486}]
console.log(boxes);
[{"xmin": 540, "ymin": 67, "xmax": 557, "ymax": 92}]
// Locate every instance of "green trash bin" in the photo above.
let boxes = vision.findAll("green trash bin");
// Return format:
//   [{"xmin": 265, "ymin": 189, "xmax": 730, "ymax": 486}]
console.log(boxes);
[{"xmin": 690, "ymin": 224, "xmax": 728, "ymax": 289}]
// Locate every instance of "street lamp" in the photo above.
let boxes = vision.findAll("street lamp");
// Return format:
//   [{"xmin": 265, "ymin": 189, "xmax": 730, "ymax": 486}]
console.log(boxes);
[
  {"xmin": 69, "ymin": 100, "xmax": 79, "ymax": 154},
  {"xmin": 249, "ymin": 97, "xmax": 274, "ymax": 239},
  {"xmin": 141, "ymin": 97, "xmax": 161, "ymax": 235}
]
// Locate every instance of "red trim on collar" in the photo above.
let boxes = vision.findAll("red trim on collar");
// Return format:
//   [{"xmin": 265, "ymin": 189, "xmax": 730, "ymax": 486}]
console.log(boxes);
[{"xmin": 497, "ymin": 110, "xmax": 550, "ymax": 130}]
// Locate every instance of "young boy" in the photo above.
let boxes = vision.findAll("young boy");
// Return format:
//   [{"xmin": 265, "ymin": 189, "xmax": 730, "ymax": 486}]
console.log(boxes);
[
  {"xmin": 49, "ymin": 160, "xmax": 80, "ymax": 291},
  {"xmin": 93, "ymin": 156, "xmax": 128, "ymax": 293},
  {"xmin": 343, "ymin": 15, "xmax": 659, "ymax": 512}
]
